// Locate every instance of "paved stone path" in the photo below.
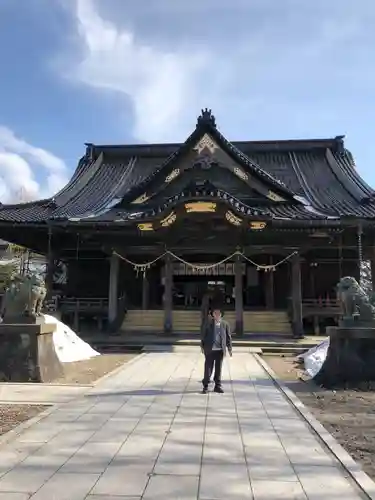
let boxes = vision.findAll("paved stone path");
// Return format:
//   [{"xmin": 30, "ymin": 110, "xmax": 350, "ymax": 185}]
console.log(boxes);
[
  {"xmin": 0, "ymin": 352, "xmax": 367, "ymax": 499},
  {"xmin": 0, "ymin": 383, "xmax": 90, "ymax": 404}
]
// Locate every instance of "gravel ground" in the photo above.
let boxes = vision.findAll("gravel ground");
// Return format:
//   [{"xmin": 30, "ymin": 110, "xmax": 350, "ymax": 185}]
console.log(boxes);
[
  {"xmin": 52, "ymin": 353, "xmax": 138, "ymax": 385},
  {"xmin": 0, "ymin": 404, "xmax": 48, "ymax": 436},
  {"xmin": 264, "ymin": 355, "xmax": 375, "ymax": 481}
]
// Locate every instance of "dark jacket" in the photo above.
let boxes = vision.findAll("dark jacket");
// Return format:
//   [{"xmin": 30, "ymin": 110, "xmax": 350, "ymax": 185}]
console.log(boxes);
[{"xmin": 201, "ymin": 318, "xmax": 232, "ymax": 356}]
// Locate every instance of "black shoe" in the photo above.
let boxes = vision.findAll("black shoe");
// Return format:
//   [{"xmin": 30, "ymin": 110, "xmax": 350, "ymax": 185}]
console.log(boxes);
[
  {"xmin": 202, "ymin": 387, "xmax": 208, "ymax": 394},
  {"xmin": 214, "ymin": 386, "xmax": 224, "ymax": 394}
]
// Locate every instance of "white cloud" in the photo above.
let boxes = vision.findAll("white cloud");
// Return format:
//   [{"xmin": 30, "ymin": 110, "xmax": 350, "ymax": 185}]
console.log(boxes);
[
  {"xmin": 0, "ymin": 126, "xmax": 69, "ymax": 203},
  {"xmin": 64, "ymin": 0, "xmax": 218, "ymax": 142},
  {"xmin": 60, "ymin": 0, "xmax": 374, "ymax": 144}
]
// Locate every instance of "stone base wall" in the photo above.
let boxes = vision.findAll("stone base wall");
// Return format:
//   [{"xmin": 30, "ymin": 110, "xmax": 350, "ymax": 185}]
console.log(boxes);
[
  {"xmin": 314, "ymin": 326, "xmax": 375, "ymax": 388},
  {"xmin": 0, "ymin": 323, "xmax": 63, "ymax": 382}
]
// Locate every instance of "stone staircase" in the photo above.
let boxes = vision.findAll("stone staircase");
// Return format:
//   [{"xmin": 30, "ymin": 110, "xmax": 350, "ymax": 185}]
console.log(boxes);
[
  {"xmin": 86, "ymin": 333, "xmax": 323, "ymax": 357},
  {"xmin": 121, "ymin": 310, "xmax": 164, "ymax": 332},
  {"xmin": 242, "ymin": 311, "xmax": 291, "ymax": 334},
  {"xmin": 121, "ymin": 309, "xmax": 291, "ymax": 335}
]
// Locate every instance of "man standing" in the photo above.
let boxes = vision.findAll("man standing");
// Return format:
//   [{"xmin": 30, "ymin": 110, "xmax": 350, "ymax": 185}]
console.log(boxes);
[{"xmin": 201, "ymin": 308, "xmax": 232, "ymax": 394}]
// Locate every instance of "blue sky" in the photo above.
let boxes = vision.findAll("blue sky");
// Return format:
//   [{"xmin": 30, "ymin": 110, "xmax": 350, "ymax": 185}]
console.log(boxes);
[{"xmin": 0, "ymin": 0, "xmax": 375, "ymax": 202}]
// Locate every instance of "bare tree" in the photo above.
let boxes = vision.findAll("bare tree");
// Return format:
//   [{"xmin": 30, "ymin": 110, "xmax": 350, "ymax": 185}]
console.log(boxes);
[
  {"xmin": 0, "ymin": 261, "xmax": 18, "ymax": 291},
  {"xmin": 361, "ymin": 260, "xmax": 373, "ymax": 294}
]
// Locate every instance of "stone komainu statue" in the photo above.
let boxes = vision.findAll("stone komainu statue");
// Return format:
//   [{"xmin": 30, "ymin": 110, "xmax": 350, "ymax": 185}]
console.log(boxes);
[
  {"xmin": 0, "ymin": 273, "xmax": 47, "ymax": 322},
  {"xmin": 336, "ymin": 276, "xmax": 375, "ymax": 324}
]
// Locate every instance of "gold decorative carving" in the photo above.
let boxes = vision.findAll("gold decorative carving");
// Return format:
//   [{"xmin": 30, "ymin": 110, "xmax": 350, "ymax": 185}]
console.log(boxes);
[
  {"xmin": 131, "ymin": 193, "xmax": 149, "ymax": 204},
  {"xmin": 165, "ymin": 168, "xmax": 180, "ymax": 183},
  {"xmin": 225, "ymin": 210, "xmax": 242, "ymax": 226},
  {"xmin": 267, "ymin": 191, "xmax": 285, "ymax": 202},
  {"xmin": 233, "ymin": 167, "xmax": 249, "ymax": 181},
  {"xmin": 193, "ymin": 133, "xmax": 218, "ymax": 154},
  {"xmin": 138, "ymin": 223, "xmax": 154, "ymax": 231},
  {"xmin": 160, "ymin": 212, "xmax": 177, "ymax": 227},
  {"xmin": 185, "ymin": 202, "xmax": 216, "ymax": 213},
  {"xmin": 250, "ymin": 221, "xmax": 267, "ymax": 230}
]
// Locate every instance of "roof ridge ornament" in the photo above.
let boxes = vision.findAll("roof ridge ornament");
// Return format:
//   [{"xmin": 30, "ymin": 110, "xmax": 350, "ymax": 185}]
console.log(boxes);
[{"xmin": 197, "ymin": 108, "xmax": 216, "ymax": 127}]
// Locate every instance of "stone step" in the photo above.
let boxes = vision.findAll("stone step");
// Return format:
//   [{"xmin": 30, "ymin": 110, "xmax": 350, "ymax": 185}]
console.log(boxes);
[{"xmin": 122, "ymin": 310, "xmax": 291, "ymax": 334}]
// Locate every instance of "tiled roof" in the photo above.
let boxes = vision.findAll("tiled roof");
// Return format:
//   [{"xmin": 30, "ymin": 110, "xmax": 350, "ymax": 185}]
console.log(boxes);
[
  {"xmin": 0, "ymin": 110, "xmax": 374, "ymax": 224},
  {"xmin": 72, "ymin": 185, "xmax": 336, "ymax": 224}
]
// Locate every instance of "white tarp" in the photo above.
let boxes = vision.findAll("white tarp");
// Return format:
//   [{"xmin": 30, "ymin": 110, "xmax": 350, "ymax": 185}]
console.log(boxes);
[
  {"xmin": 43, "ymin": 314, "xmax": 100, "ymax": 363},
  {"xmin": 297, "ymin": 338, "xmax": 330, "ymax": 379}
]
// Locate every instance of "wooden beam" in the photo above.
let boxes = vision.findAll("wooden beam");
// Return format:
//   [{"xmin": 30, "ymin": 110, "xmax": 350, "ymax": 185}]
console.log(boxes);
[
  {"xmin": 265, "ymin": 256, "xmax": 275, "ymax": 309},
  {"xmin": 234, "ymin": 254, "xmax": 243, "ymax": 336},
  {"xmin": 45, "ymin": 229, "xmax": 54, "ymax": 298},
  {"xmin": 291, "ymin": 253, "xmax": 303, "ymax": 338},
  {"xmin": 108, "ymin": 254, "xmax": 119, "ymax": 324},
  {"xmin": 163, "ymin": 253, "xmax": 173, "ymax": 334},
  {"xmin": 142, "ymin": 274, "xmax": 149, "ymax": 310}
]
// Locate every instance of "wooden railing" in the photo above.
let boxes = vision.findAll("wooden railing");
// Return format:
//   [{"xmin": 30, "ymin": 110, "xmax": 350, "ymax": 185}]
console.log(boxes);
[
  {"xmin": 59, "ymin": 297, "xmax": 108, "ymax": 314},
  {"xmin": 302, "ymin": 298, "xmax": 340, "ymax": 317}
]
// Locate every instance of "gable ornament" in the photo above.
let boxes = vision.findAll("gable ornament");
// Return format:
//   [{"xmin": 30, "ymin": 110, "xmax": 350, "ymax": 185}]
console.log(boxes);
[
  {"xmin": 250, "ymin": 221, "xmax": 267, "ymax": 230},
  {"xmin": 137, "ymin": 223, "xmax": 154, "ymax": 231},
  {"xmin": 225, "ymin": 210, "xmax": 242, "ymax": 226},
  {"xmin": 185, "ymin": 202, "xmax": 217, "ymax": 213},
  {"xmin": 267, "ymin": 191, "xmax": 285, "ymax": 202},
  {"xmin": 131, "ymin": 193, "xmax": 149, "ymax": 204},
  {"xmin": 165, "ymin": 168, "xmax": 180, "ymax": 183},
  {"xmin": 233, "ymin": 167, "xmax": 249, "ymax": 181},
  {"xmin": 193, "ymin": 133, "xmax": 218, "ymax": 155},
  {"xmin": 160, "ymin": 211, "xmax": 177, "ymax": 227}
]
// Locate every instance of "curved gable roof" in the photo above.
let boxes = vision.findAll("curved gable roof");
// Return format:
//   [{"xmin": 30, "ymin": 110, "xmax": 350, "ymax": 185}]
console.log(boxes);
[
  {"xmin": 0, "ymin": 109, "xmax": 374, "ymax": 224},
  {"xmin": 122, "ymin": 109, "xmax": 296, "ymax": 205}
]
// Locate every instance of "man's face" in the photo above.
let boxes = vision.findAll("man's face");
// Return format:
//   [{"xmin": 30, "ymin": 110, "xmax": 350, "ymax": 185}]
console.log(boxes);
[{"xmin": 212, "ymin": 309, "xmax": 222, "ymax": 321}]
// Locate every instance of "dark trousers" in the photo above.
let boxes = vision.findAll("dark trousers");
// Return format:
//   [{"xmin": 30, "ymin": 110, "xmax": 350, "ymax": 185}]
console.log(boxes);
[{"xmin": 203, "ymin": 350, "xmax": 224, "ymax": 388}]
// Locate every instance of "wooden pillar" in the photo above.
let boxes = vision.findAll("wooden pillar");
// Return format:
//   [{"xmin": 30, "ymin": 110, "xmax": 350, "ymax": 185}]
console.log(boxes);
[
  {"xmin": 370, "ymin": 246, "xmax": 375, "ymax": 291},
  {"xmin": 291, "ymin": 253, "xmax": 304, "ymax": 338},
  {"xmin": 142, "ymin": 274, "xmax": 149, "ymax": 310},
  {"xmin": 108, "ymin": 253, "xmax": 119, "ymax": 324},
  {"xmin": 309, "ymin": 262, "xmax": 316, "ymax": 298},
  {"xmin": 45, "ymin": 253, "xmax": 54, "ymax": 298},
  {"xmin": 45, "ymin": 227, "xmax": 54, "ymax": 298},
  {"xmin": 265, "ymin": 256, "xmax": 275, "ymax": 310},
  {"xmin": 164, "ymin": 254, "xmax": 173, "ymax": 334},
  {"xmin": 235, "ymin": 254, "xmax": 243, "ymax": 336},
  {"xmin": 313, "ymin": 315, "xmax": 320, "ymax": 336}
]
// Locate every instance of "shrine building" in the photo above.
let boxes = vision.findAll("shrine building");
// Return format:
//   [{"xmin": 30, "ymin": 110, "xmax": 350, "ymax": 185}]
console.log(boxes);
[{"xmin": 0, "ymin": 109, "xmax": 374, "ymax": 337}]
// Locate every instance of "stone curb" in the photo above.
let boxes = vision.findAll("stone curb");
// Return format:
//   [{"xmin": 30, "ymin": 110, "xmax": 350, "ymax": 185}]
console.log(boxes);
[
  {"xmin": 92, "ymin": 352, "xmax": 146, "ymax": 386},
  {"xmin": 254, "ymin": 353, "xmax": 375, "ymax": 500},
  {"xmin": 0, "ymin": 404, "xmax": 57, "ymax": 447}
]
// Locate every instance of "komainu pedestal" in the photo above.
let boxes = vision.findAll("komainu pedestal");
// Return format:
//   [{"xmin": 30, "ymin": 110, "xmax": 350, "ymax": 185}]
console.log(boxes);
[
  {"xmin": 314, "ymin": 277, "xmax": 375, "ymax": 388},
  {"xmin": 0, "ymin": 321, "xmax": 63, "ymax": 382},
  {"xmin": 314, "ymin": 326, "xmax": 375, "ymax": 388},
  {"xmin": 0, "ymin": 273, "xmax": 62, "ymax": 382}
]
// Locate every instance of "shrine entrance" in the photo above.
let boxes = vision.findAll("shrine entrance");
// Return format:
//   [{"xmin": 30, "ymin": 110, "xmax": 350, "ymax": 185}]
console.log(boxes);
[
  {"xmin": 170, "ymin": 257, "xmax": 272, "ymax": 310},
  {"xmin": 173, "ymin": 278, "xmax": 233, "ymax": 309},
  {"xmin": 171, "ymin": 259, "xmax": 240, "ymax": 309}
]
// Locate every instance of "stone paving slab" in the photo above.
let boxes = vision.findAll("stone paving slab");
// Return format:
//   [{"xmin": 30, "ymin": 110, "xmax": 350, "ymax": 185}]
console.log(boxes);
[
  {"xmin": 0, "ymin": 383, "xmax": 90, "ymax": 404},
  {"xmin": 0, "ymin": 352, "xmax": 369, "ymax": 499}
]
